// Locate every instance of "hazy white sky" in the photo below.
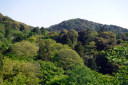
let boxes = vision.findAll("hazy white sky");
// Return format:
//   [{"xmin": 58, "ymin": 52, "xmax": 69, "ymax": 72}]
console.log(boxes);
[{"xmin": 0, "ymin": 0, "xmax": 128, "ymax": 28}]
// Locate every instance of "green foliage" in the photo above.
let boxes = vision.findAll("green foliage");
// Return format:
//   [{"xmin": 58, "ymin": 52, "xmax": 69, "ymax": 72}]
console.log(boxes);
[
  {"xmin": 93, "ymin": 72, "xmax": 116, "ymax": 85},
  {"xmin": 39, "ymin": 39, "xmax": 70, "ymax": 61},
  {"xmin": 48, "ymin": 18, "xmax": 128, "ymax": 33},
  {"xmin": 37, "ymin": 60, "xmax": 66, "ymax": 84},
  {"xmin": 55, "ymin": 49, "xmax": 84, "ymax": 70},
  {"xmin": 10, "ymin": 41, "xmax": 39, "ymax": 59},
  {"xmin": 101, "ymin": 46, "xmax": 128, "ymax": 64},
  {"xmin": 96, "ymin": 53, "xmax": 119, "ymax": 74},
  {"xmin": 117, "ymin": 39, "xmax": 123, "ymax": 44},
  {"xmin": 0, "ymin": 24, "xmax": 5, "ymax": 35},
  {"xmin": 78, "ymin": 29, "xmax": 98, "ymax": 45},
  {"xmin": 75, "ymin": 41, "xmax": 84, "ymax": 57},
  {"xmin": 0, "ymin": 33, "xmax": 4, "ymax": 42},
  {"xmin": 85, "ymin": 41, "xmax": 98, "ymax": 55},
  {"xmin": 12, "ymin": 30, "xmax": 29, "ymax": 42},
  {"xmin": 0, "ymin": 54, "xmax": 3, "ymax": 71},
  {"xmin": 117, "ymin": 32, "xmax": 127, "ymax": 41},
  {"xmin": 66, "ymin": 65, "xmax": 115, "ymax": 85},
  {"xmin": 66, "ymin": 65, "xmax": 94, "ymax": 85},
  {"xmin": 5, "ymin": 25, "xmax": 13, "ymax": 41},
  {"xmin": 31, "ymin": 27, "xmax": 41, "ymax": 35},
  {"xmin": 96, "ymin": 31, "xmax": 116, "ymax": 50},
  {"xmin": 39, "ymin": 39, "xmax": 56, "ymax": 61},
  {"xmin": 67, "ymin": 29, "xmax": 78, "ymax": 49},
  {"xmin": 0, "ymin": 39, "xmax": 9, "ymax": 52},
  {"xmin": 27, "ymin": 35, "xmax": 42, "ymax": 43},
  {"xmin": 58, "ymin": 29, "xmax": 78, "ymax": 49},
  {"xmin": 1, "ymin": 12, "xmax": 128, "ymax": 85},
  {"xmin": 84, "ymin": 55, "xmax": 97, "ymax": 71},
  {"xmin": 0, "ymin": 13, "xmax": 32, "ymax": 42},
  {"xmin": 58, "ymin": 29, "xmax": 68, "ymax": 44},
  {"xmin": 114, "ymin": 65, "xmax": 128, "ymax": 85},
  {"xmin": 0, "ymin": 58, "xmax": 40, "ymax": 85},
  {"xmin": 40, "ymin": 27, "xmax": 48, "ymax": 35}
]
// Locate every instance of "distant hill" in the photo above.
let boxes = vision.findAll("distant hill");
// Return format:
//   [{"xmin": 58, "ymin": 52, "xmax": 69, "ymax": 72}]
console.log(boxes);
[
  {"xmin": 0, "ymin": 13, "xmax": 33, "ymax": 31},
  {"xmin": 1, "ymin": 13, "xmax": 128, "ymax": 33},
  {"xmin": 48, "ymin": 18, "xmax": 128, "ymax": 33}
]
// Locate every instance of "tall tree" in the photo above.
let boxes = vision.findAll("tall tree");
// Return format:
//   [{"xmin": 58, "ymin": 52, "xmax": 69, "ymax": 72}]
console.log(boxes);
[
  {"xmin": 96, "ymin": 31, "xmax": 116, "ymax": 50},
  {"xmin": 39, "ymin": 39, "xmax": 56, "ymax": 61},
  {"xmin": 67, "ymin": 29, "xmax": 78, "ymax": 49},
  {"xmin": 58, "ymin": 29, "xmax": 68, "ymax": 44},
  {"xmin": 75, "ymin": 41, "xmax": 84, "ymax": 58},
  {"xmin": 78, "ymin": 29, "xmax": 98, "ymax": 45},
  {"xmin": 40, "ymin": 27, "xmax": 48, "ymax": 35},
  {"xmin": 32, "ymin": 27, "xmax": 41, "ymax": 35}
]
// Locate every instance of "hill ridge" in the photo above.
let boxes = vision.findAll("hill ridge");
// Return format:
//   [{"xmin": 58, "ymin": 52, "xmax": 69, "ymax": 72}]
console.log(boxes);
[{"xmin": 48, "ymin": 18, "xmax": 128, "ymax": 33}]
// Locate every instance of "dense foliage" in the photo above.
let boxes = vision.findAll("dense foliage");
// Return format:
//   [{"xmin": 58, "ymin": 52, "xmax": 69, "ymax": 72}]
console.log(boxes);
[
  {"xmin": 48, "ymin": 18, "xmax": 128, "ymax": 33},
  {"xmin": 0, "ymin": 13, "xmax": 128, "ymax": 85}
]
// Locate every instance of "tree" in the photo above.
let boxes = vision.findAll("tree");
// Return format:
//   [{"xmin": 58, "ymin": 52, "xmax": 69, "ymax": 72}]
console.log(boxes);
[
  {"xmin": 39, "ymin": 39, "xmax": 56, "ymax": 61},
  {"xmin": 96, "ymin": 52, "xmax": 118, "ymax": 74},
  {"xmin": 12, "ymin": 33, "xmax": 27, "ymax": 42},
  {"xmin": 84, "ymin": 54, "xmax": 97, "ymax": 71},
  {"xmin": 78, "ymin": 29, "xmax": 87, "ymax": 44},
  {"xmin": 0, "ymin": 24, "xmax": 5, "ymax": 35},
  {"xmin": 10, "ymin": 41, "xmax": 39, "ymax": 59},
  {"xmin": 67, "ymin": 29, "xmax": 78, "ymax": 49},
  {"xmin": 117, "ymin": 32, "xmax": 127, "ymax": 41},
  {"xmin": 78, "ymin": 29, "xmax": 98, "ymax": 45},
  {"xmin": 55, "ymin": 49, "xmax": 84, "ymax": 70},
  {"xmin": 66, "ymin": 65, "xmax": 95, "ymax": 85},
  {"xmin": 58, "ymin": 29, "xmax": 78, "ymax": 49},
  {"xmin": 87, "ymin": 57, "xmax": 97, "ymax": 71},
  {"xmin": 5, "ymin": 24, "xmax": 12, "ymax": 41},
  {"xmin": 114, "ymin": 65, "xmax": 128, "ymax": 85},
  {"xmin": 58, "ymin": 29, "xmax": 68, "ymax": 44},
  {"xmin": 37, "ymin": 60, "xmax": 66, "ymax": 84},
  {"xmin": 32, "ymin": 27, "xmax": 41, "ymax": 35},
  {"xmin": 0, "ymin": 39, "xmax": 8, "ymax": 52},
  {"xmin": 59, "ymin": 29, "xmax": 68, "ymax": 38},
  {"xmin": 75, "ymin": 41, "xmax": 84, "ymax": 57},
  {"xmin": 28, "ymin": 35, "xmax": 39, "ymax": 43},
  {"xmin": 85, "ymin": 41, "xmax": 98, "ymax": 55},
  {"xmin": 0, "ymin": 58, "xmax": 40, "ymax": 85},
  {"xmin": 0, "ymin": 33, "xmax": 4, "ymax": 42},
  {"xmin": 39, "ymin": 39, "xmax": 70, "ymax": 61},
  {"xmin": 96, "ymin": 31, "xmax": 116, "ymax": 50},
  {"xmin": 40, "ymin": 27, "xmax": 48, "ymax": 35}
]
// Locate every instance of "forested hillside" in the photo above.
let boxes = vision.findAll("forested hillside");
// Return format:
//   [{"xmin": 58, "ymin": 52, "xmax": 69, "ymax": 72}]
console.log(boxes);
[
  {"xmin": 48, "ymin": 18, "xmax": 128, "ymax": 33},
  {"xmin": 0, "ymin": 13, "xmax": 32, "ymax": 31},
  {"xmin": 0, "ymin": 13, "xmax": 128, "ymax": 85}
]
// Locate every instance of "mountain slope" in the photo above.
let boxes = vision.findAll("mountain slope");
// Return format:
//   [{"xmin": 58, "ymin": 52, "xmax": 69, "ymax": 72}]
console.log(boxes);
[
  {"xmin": 48, "ymin": 18, "xmax": 128, "ymax": 33},
  {"xmin": 0, "ymin": 13, "xmax": 33, "ymax": 31}
]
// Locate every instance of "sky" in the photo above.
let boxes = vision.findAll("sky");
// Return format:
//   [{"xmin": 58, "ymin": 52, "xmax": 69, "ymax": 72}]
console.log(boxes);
[{"xmin": 0, "ymin": 0, "xmax": 128, "ymax": 28}]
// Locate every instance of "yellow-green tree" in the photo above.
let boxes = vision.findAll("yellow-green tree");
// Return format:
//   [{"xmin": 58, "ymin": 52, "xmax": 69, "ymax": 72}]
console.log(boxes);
[
  {"xmin": 10, "ymin": 41, "xmax": 39, "ymax": 59},
  {"xmin": 67, "ymin": 29, "xmax": 78, "ymax": 49},
  {"xmin": 56, "ymin": 49, "xmax": 84, "ymax": 70},
  {"xmin": 39, "ymin": 39, "xmax": 71, "ymax": 61},
  {"xmin": 0, "ymin": 58, "xmax": 40, "ymax": 85}
]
